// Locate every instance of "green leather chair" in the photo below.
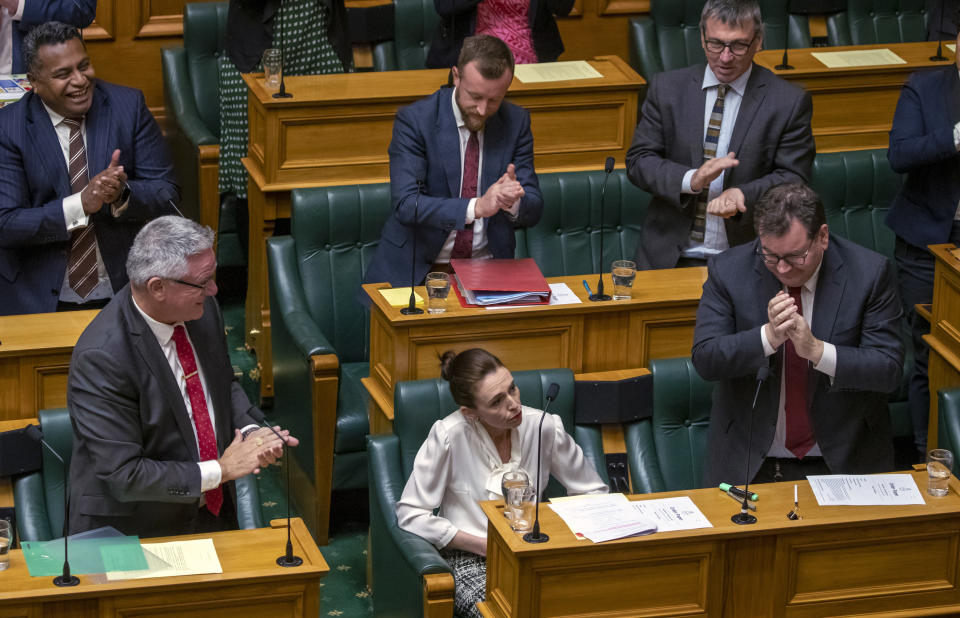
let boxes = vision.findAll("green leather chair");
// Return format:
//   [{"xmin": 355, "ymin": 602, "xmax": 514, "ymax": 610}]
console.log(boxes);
[
  {"xmin": 162, "ymin": 1, "xmax": 245, "ymax": 270},
  {"xmin": 367, "ymin": 368, "xmax": 607, "ymax": 618},
  {"xmin": 371, "ymin": 0, "xmax": 439, "ymax": 71},
  {"xmin": 628, "ymin": 0, "xmax": 812, "ymax": 81},
  {"xmin": 937, "ymin": 387, "xmax": 960, "ymax": 473},
  {"xmin": 827, "ymin": 0, "xmax": 928, "ymax": 46},
  {"xmin": 624, "ymin": 357, "xmax": 713, "ymax": 494},
  {"xmin": 13, "ymin": 408, "xmax": 263, "ymax": 542}
]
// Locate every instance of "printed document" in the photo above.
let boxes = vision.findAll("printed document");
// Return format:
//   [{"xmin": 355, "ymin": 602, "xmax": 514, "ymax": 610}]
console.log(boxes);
[
  {"xmin": 514, "ymin": 61, "xmax": 603, "ymax": 83},
  {"xmin": 811, "ymin": 49, "xmax": 906, "ymax": 68},
  {"xmin": 629, "ymin": 496, "xmax": 712, "ymax": 532},
  {"xmin": 548, "ymin": 493, "xmax": 657, "ymax": 543},
  {"xmin": 807, "ymin": 474, "xmax": 925, "ymax": 506},
  {"xmin": 106, "ymin": 538, "xmax": 223, "ymax": 580}
]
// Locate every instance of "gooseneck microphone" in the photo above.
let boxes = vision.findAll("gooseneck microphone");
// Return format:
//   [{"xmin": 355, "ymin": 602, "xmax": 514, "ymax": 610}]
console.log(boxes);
[
  {"xmin": 158, "ymin": 187, "xmax": 185, "ymax": 218},
  {"xmin": 931, "ymin": 0, "xmax": 948, "ymax": 61},
  {"xmin": 775, "ymin": 0, "xmax": 794, "ymax": 70},
  {"xmin": 523, "ymin": 382, "xmax": 560, "ymax": 544},
  {"xmin": 273, "ymin": 1, "xmax": 293, "ymax": 99},
  {"xmin": 589, "ymin": 157, "xmax": 616, "ymax": 302},
  {"xmin": 247, "ymin": 409, "xmax": 302, "ymax": 567},
  {"xmin": 24, "ymin": 424, "xmax": 80, "ymax": 586},
  {"xmin": 401, "ymin": 179, "xmax": 425, "ymax": 315},
  {"xmin": 731, "ymin": 365, "xmax": 769, "ymax": 525}
]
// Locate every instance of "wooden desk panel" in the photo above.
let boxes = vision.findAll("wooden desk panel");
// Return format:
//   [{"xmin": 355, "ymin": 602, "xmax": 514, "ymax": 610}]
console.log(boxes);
[
  {"xmin": 243, "ymin": 56, "xmax": 644, "ymax": 398},
  {"xmin": 0, "ymin": 418, "xmax": 36, "ymax": 510},
  {"xmin": 0, "ymin": 518, "xmax": 327, "ymax": 617},
  {"xmin": 479, "ymin": 470, "xmax": 960, "ymax": 617},
  {"xmin": 924, "ymin": 244, "xmax": 960, "ymax": 451},
  {"xmin": 0, "ymin": 311, "xmax": 97, "ymax": 422},
  {"xmin": 754, "ymin": 42, "xmax": 954, "ymax": 152}
]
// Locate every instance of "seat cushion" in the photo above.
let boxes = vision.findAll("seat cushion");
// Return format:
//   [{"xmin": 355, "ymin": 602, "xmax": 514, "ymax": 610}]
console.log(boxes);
[{"xmin": 335, "ymin": 362, "xmax": 371, "ymax": 453}]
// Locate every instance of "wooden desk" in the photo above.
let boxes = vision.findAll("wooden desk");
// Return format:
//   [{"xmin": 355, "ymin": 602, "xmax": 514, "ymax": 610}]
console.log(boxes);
[
  {"xmin": 0, "ymin": 418, "xmax": 36, "ymax": 510},
  {"xmin": 362, "ymin": 268, "xmax": 706, "ymax": 433},
  {"xmin": 0, "ymin": 518, "xmax": 327, "ymax": 617},
  {"xmin": 925, "ymin": 244, "xmax": 960, "ymax": 451},
  {"xmin": 0, "ymin": 310, "xmax": 97, "ymax": 422},
  {"xmin": 241, "ymin": 55, "xmax": 644, "ymax": 398},
  {"xmin": 479, "ymin": 470, "xmax": 960, "ymax": 617},
  {"xmin": 754, "ymin": 41, "xmax": 953, "ymax": 152}
]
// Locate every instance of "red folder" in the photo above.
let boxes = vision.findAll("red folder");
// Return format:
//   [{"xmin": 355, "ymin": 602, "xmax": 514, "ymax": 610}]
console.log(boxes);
[{"xmin": 450, "ymin": 258, "xmax": 551, "ymax": 307}]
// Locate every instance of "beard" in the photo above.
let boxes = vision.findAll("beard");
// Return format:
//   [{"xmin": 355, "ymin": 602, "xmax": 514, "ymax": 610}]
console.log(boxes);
[{"xmin": 455, "ymin": 90, "xmax": 486, "ymax": 132}]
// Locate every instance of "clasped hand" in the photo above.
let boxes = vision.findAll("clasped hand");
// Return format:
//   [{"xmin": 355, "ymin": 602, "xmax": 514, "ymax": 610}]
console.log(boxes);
[
  {"xmin": 81, "ymin": 149, "xmax": 127, "ymax": 214},
  {"xmin": 475, "ymin": 163, "xmax": 524, "ymax": 219},
  {"xmin": 218, "ymin": 426, "xmax": 300, "ymax": 483},
  {"xmin": 764, "ymin": 290, "xmax": 823, "ymax": 364}
]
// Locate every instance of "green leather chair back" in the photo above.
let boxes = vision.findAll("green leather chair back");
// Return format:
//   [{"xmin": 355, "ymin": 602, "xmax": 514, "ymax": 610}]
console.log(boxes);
[
  {"xmin": 288, "ymin": 183, "xmax": 393, "ymax": 363},
  {"xmin": 372, "ymin": 0, "xmax": 440, "ymax": 71},
  {"xmin": 625, "ymin": 358, "xmax": 713, "ymax": 493},
  {"xmin": 516, "ymin": 170, "xmax": 649, "ymax": 277},
  {"xmin": 827, "ymin": 0, "xmax": 928, "ymax": 46},
  {"xmin": 759, "ymin": 0, "xmax": 814, "ymax": 50},
  {"xmin": 938, "ymin": 387, "xmax": 960, "ymax": 474},
  {"xmin": 183, "ymin": 1, "xmax": 228, "ymax": 140}
]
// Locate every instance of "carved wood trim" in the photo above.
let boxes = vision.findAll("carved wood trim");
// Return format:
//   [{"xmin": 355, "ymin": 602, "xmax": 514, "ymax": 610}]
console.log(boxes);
[{"xmin": 136, "ymin": 0, "xmax": 185, "ymax": 38}]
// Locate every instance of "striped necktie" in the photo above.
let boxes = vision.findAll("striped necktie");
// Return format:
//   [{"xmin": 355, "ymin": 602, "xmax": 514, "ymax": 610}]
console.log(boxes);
[
  {"xmin": 63, "ymin": 117, "xmax": 99, "ymax": 299},
  {"xmin": 691, "ymin": 84, "xmax": 729, "ymax": 243}
]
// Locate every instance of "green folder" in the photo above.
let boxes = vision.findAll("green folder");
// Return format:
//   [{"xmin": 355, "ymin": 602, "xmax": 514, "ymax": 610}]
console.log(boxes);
[{"xmin": 21, "ymin": 535, "xmax": 148, "ymax": 576}]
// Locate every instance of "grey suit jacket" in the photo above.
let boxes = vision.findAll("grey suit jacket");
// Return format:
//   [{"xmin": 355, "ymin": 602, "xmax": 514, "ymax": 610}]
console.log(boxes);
[
  {"xmin": 691, "ymin": 236, "xmax": 903, "ymax": 487},
  {"xmin": 625, "ymin": 63, "xmax": 814, "ymax": 269},
  {"xmin": 67, "ymin": 286, "xmax": 259, "ymax": 537}
]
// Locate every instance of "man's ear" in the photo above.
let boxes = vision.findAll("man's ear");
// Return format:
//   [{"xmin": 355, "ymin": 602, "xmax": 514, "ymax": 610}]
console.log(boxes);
[{"xmin": 144, "ymin": 276, "xmax": 165, "ymax": 301}]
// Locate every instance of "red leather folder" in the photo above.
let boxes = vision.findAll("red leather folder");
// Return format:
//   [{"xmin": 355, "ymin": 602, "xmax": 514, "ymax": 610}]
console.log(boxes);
[{"xmin": 450, "ymin": 258, "xmax": 551, "ymax": 307}]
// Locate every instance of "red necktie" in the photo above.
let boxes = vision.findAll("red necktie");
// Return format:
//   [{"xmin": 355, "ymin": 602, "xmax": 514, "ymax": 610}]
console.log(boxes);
[
  {"xmin": 784, "ymin": 286, "xmax": 815, "ymax": 458},
  {"xmin": 450, "ymin": 131, "xmax": 479, "ymax": 260},
  {"xmin": 63, "ymin": 117, "xmax": 99, "ymax": 299},
  {"xmin": 171, "ymin": 325, "xmax": 223, "ymax": 515}
]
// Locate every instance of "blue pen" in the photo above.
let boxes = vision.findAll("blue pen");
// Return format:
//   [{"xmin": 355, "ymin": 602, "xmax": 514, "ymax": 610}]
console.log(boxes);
[{"xmin": 582, "ymin": 279, "xmax": 593, "ymax": 296}]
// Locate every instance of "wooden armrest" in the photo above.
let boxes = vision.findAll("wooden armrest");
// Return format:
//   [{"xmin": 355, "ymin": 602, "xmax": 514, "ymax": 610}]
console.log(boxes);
[{"xmin": 422, "ymin": 572, "xmax": 455, "ymax": 618}]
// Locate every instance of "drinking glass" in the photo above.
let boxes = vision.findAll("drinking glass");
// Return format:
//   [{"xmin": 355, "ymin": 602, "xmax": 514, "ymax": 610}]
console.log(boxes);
[
  {"xmin": 501, "ymin": 469, "xmax": 529, "ymax": 520},
  {"xmin": 425, "ymin": 272, "xmax": 451, "ymax": 314},
  {"xmin": 611, "ymin": 259, "xmax": 637, "ymax": 300},
  {"xmin": 927, "ymin": 449, "xmax": 953, "ymax": 497},
  {"xmin": 507, "ymin": 485, "xmax": 536, "ymax": 532},
  {"xmin": 262, "ymin": 48, "xmax": 282, "ymax": 89},
  {"xmin": 0, "ymin": 519, "xmax": 11, "ymax": 571}
]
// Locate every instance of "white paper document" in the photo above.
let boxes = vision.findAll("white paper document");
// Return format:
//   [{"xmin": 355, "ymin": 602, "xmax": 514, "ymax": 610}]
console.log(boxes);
[
  {"xmin": 811, "ymin": 49, "xmax": 906, "ymax": 68},
  {"xmin": 485, "ymin": 282, "xmax": 581, "ymax": 309},
  {"xmin": 105, "ymin": 538, "xmax": 223, "ymax": 580},
  {"xmin": 807, "ymin": 474, "xmax": 925, "ymax": 506},
  {"xmin": 629, "ymin": 496, "xmax": 713, "ymax": 532},
  {"xmin": 514, "ymin": 61, "xmax": 603, "ymax": 83},
  {"xmin": 548, "ymin": 493, "xmax": 657, "ymax": 543}
]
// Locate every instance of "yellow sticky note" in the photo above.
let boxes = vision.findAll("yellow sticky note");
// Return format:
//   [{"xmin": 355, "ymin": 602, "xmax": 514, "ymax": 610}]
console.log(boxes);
[{"xmin": 379, "ymin": 287, "xmax": 424, "ymax": 307}]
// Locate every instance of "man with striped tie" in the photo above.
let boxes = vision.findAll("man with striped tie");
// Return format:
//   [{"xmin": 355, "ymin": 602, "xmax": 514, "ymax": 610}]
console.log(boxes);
[
  {"xmin": 625, "ymin": 0, "xmax": 814, "ymax": 271},
  {"xmin": 0, "ymin": 20, "xmax": 178, "ymax": 315}
]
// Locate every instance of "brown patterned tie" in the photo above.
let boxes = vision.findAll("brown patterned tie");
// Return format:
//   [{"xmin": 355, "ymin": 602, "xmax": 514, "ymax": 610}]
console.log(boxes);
[
  {"xmin": 691, "ymin": 84, "xmax": 728, "ymax": 243},
  {"xmin": 64, "ymin": 117, "xmax": 98, "ymax": 299}
]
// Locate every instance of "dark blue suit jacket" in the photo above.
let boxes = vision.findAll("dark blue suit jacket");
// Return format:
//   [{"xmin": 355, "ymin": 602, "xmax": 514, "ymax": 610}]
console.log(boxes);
[
  {"xmin": 0, "ymin": 80, "xmax": 179, "ymax": 315},
  {"xmin": 692, "ymin": 235, "xmax": 903, "ymax": 486},
  {"xmin": 886, "ymin": 66, "xmax": 960, "ymax": 249},
  {"xmin": 364, "ymin": 87, "xmax": 543, "ymax": 288},
  {"xmin": 11, "ymin": 0, "xmax": 96, "ymax": 73}
]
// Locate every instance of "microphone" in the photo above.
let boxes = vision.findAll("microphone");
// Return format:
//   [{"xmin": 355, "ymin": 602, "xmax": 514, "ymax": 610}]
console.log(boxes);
[
  {"xmin": 775, "ymin": 0, "xmax": 794, "ymax": 70},
  {"xmin": 24, "ymin": 424, "xmax": 79, "ymax": 586},
  {"xmin": 246, "ymin": 409, "xmax": 302, "ymax": 567},
  {"xmin": 158, "ymin": 187, "xmax": 185, "ymax": 218},
  {"xmin": 589, "ymin": 157, "xmax": 616, "ymax": 302},
  {"xmin": 523, "ymin": 382, "xmax": 559, "ymax": 544},
  {"xmin": 931, "ymin": 0, "xmax": 948, "ymax": 61},
  {"xmin": 401, "ymin": 178, "xmax": 425, "ymax": 315},
  {"xmin": 272, "ymin": 1, "xmax": 293, "ymax": 99},
  {"xmin": 731, "ymin": 365, "xmax": 769, "ymax": 525}
]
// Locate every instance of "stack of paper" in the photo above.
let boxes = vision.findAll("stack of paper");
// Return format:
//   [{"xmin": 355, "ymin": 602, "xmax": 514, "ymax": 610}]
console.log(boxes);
[
  {"xmin": 450, "ymin": 258, "xmax": 551, "ymax": 307},
  {"xmin": 548, "ymin": 493, "xmax": 658, "ymax": 543},
  {"xmin": 808, "ymin": 474, "xmax": 925, "ymax": 506}
]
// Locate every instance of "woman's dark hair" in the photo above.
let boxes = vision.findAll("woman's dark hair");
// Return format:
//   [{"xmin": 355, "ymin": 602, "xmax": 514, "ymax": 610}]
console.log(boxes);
[{"xmin": 439, "ymin": 348, "xmax": 505, "ymax": 408}]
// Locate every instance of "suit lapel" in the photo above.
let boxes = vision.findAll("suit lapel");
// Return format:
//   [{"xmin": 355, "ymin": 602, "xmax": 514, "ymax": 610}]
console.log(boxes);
[
  {"xmin": 810, "ymin": 242, "xmax": 844, "ymax": 394},
  {"xmin": 947, "ymin": 68, "xmax": 960, "ymax": 131},
  {"xmin": 754, "ymin": 248, "xmax": 786, "ymax": 402},
  {"xmin": 84, "ymin": 85, "xmax": 109, "ymax": 175},
  {"xmin": 25, "ymin": 93, "xmax": 71, "ymax": 195},
  {"xmin": 480, "ymin": 112, "xmax": 504, "ymax": 193},
  {"xmin": 727, "ymin": 65, "xmax": 766, "ymax": 162},
  {"xmin": 686, "ymin": 67, "xmax": 708, "ymax": 166},
  {"xmin": 437, "ymin": 91, "xmax": 463, "ymax": 199}
]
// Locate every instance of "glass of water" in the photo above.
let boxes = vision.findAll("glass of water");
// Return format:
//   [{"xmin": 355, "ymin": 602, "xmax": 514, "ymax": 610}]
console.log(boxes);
[
  {"xmin": 262, "ymin": 48, "xmax": 282, "ymax": 89},
  {"xmin": 0, "ymin": 519, "xmax": 11, "ymax": 570},
  {"xmin": 425, "ymin": 272, "xmax": 451, "ymax": 314},
  {"xmin": 927, "ymin": 449, "xmax": 953, "ymax": 497},
  {"xmin": 507, "ymin": 485, "xmax": 537, "ymax": 532},
  {"xmin": 611, "ymin": 259, "xmax": 637, "ymax": 300},
  {"xmin": 501, "ymin": 469, "xmax": 529, "ymax": 519}
]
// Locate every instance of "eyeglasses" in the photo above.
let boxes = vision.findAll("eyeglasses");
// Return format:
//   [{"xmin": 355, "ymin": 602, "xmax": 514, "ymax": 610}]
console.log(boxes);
[
  {"xmin": 170, "ymin": 277, "xmax": 214, "ymax": 292},
  {"xmin": 756, "ymin": 237, "xmax": 815, "ymax": 267},
  {"xmin": 702, "ymin": 29, "xmax": 758, "ymax": 56}
]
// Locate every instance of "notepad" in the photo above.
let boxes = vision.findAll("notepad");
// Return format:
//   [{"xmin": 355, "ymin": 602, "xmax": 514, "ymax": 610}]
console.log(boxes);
[
  {"xmin": 514, "ymin": 61, "xmax": 603, "ymax": 83},
  {"xmin": 379, "ymin": 287, "xmax": 424, "ymax": 308},
  {"xmin": 811, "ymin": 49, "xmax": 906, "ymax": 68}
]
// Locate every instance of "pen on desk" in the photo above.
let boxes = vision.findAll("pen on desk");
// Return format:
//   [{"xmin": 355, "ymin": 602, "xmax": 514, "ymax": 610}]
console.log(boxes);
[
  {"xmin": 582, "ymin": 279, "xmax": 593, "ymax": 296},
  {"xmin": 723, "ymin": 489, "xmax": 756, "ymax": 511}
]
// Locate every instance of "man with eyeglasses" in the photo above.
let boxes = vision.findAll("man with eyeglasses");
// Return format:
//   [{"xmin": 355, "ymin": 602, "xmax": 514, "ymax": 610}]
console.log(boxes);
[
  {"xmin": 693, "ymin": 183, "xmax": 903, "ymax": 485},
  {"xmin": 65, "ymin": 216, "xmax": 299, "ymax": 536},
  {"xmin": 625, "ymin": 0, "xmax": 814, "ymax": 271}
]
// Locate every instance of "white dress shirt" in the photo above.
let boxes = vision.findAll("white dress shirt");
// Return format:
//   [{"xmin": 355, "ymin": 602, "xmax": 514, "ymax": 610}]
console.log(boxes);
[
  {"xmin": 680, "ymin": 65, "xmax": 753, "ymax": 259},
  {"xmin": 396, "ymin": 406, "xmax": 608, "ymax": 548},
  {"xmin": 0, "ymin": 0, "xmax": 24, "ymax": 75},
  {"xmin": 434, "ymin": 88, "xmax": 521, "ymax": 263},
  {"xmin": 758, "ymin": 263, "xmax": 838, "ymax": 458}
]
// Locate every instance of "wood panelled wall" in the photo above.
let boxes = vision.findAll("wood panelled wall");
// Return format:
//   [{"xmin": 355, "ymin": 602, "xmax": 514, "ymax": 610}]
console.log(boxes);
[{"xmin": 80, "ymin": 0, "xmax": 650, "ymax": 125}]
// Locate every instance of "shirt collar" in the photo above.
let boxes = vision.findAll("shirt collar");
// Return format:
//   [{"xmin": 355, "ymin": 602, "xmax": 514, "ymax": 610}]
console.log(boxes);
[
  {"xmin": 40, "ymin": 100, "xmax": 80, "ymax": 127},
  {"xmin": 799, "ymin": 258, "xmax": 823, "ymax": 295},
  {"xmin": 131, "ymin": 294, "xmax": 183, "ymax": 347},
  {"xmin": 702, "ymin": 63, "xmax": 752, "ymax": 97}
]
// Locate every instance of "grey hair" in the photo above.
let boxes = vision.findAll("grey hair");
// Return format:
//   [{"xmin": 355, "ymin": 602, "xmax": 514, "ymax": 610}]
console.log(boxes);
[
  {"xmin": 126, "ymin": 216, "xmax": 215, "ymax": 287},
  {"xmin": 700, "ymin": 0, "xmax": 764, "ymax": 39},
  {"xmin": 22, "ymin": 21, "xmax": 84, "ymax": 76}
]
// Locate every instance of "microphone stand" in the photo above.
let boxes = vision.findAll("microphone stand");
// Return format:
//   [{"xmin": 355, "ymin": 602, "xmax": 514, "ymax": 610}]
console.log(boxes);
[
  {"xmin": 931, "ymin": 0, "xmax": 948, "ymax": 61},
  {"xmin": 589, "ymin": 157, "xmax": 615, "ymax": 302},
  {"xmin": 25, "ymin": 425, "xmax": 79, "ymax": 586},
  {"xmin": 731, "ymin": 366, "xmax": 769, "ymax": 525},
  {"xmin": 775, "ymin": 0, "xmax": 794, "ymax": 70},
  {"xmin": 401, "ymin": 179, "xmax": 425, "ymax": 315},
  {"xmin": 273, "ymin": 0, "xmax": 293, "ymax": 99},
  {"xmin": 523, "ymin": 383, "xmax": 560, "ymax": 544}
]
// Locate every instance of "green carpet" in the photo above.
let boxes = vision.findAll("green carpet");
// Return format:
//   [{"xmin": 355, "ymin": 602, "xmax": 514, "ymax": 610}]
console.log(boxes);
[{"xmin": 222, "ymin": 299, "xmax": 374, "ymax": 617}]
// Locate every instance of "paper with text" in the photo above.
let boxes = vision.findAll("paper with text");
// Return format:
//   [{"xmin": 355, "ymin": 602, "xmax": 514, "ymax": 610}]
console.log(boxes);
[
  {"xmin": 811, "ymin": 49, "xmax": 906, "ymax": 68},
  {"xmin": 514, "ymin": 61, "xmax": 603, "ymax": 83},
  {"xmin": 105, "ymin": 538, "xmax": 223, "ymax": 580},
  {"xmin": 629, "ymin": 496, "xmax": 712, "ymax": 532},
  {"xmin": 807, "ymin": 474, "xmax": 925, "ymax": 506},
  {"xmin": 548, "ymin": 493, "xmax": 657, "ymax": 543}
]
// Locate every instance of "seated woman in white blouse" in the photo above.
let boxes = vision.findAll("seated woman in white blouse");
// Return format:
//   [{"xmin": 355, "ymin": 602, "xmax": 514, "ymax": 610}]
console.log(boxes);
[{"xmin": 396, "ymin": 348, "xmax": 608, "ymax": 617}]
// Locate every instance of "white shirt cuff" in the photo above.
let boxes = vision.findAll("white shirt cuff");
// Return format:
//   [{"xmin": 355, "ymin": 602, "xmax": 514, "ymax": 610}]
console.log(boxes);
[
  {"xmin": 110, "ymin": 184, "xmax": 131, "ymax": 217},
  {"xmin": 240, "ymin": 423, "xmax": 260, "ymax": 436},
  {"xmin": 13, "ymin": 0, "xmax": 23, "ymax": 20},
  {"xmin": 813, "ymin": 341, "xmax": 837, "ymax": 378},
  {"xmin": 465, "ymin": 198, "xmax": 477, "ymax": 224},
  {"xmin": 199, "ymin": 459, "xmax": 222, "ymax": 493},
  {"xmin": 63, "ymin": 192, "xmax": 88, "ymax": 231},
  {"xmin": 953, "ymin": 121, "xmax": 960, "ymax": 151},
  {"xmin": 760, "ymin": 324, "xmax": 776, "ymax": 356},
  {"xmin": 682, "ymin": 168, "xmax": 699, "ymax": 195}
]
